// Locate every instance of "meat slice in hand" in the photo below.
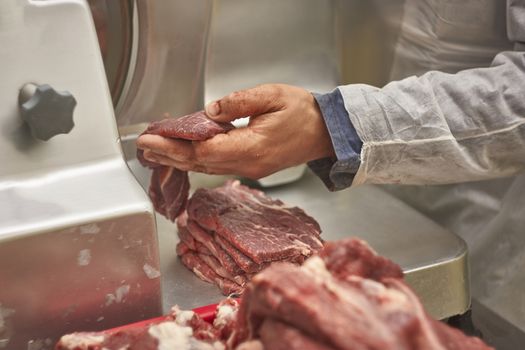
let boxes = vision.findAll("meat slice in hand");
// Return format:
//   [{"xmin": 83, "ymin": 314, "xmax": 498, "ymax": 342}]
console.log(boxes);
[
  {"xmin": 148, "ymin": 167, "xmax": 189, "ymax": 221},
  {"xmin": 137, "ymin": 111, "xmax": 234, "ymax": 221},
  {"xmin": 187, "ymin": 180, "xmax": 323, "ymax": 264}
]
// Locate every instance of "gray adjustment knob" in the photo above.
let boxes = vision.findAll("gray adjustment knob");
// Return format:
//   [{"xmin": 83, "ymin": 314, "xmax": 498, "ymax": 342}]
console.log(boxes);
[{"xmin": 19, "ymin": 83, "xmax": 77, "ymax": 141}]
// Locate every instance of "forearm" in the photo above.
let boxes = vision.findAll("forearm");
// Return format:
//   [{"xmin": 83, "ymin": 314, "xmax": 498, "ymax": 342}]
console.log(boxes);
[{"xmin": 338, "ymin": 50, "xmax": 525, "ymax": 185}]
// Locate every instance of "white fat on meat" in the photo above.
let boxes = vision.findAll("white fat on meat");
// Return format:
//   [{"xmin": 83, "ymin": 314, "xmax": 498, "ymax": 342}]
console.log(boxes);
[
  {"xmin": 176, "ymin": 310, "xmax": 196, "ymax": 326},
  {"xmin": 213, "ymin": 303, "xmax": 237, "ymax": 328},
  {"xmin": 149, "ymin": 322, "xmax": 192, "ymax": 350},
  {"xmin": 289, "ymin": 238, "xmax": 316, "ymax": 256},
  {"xmin": 193, "ymin": 267, "xmax": 212, "ymax": 283},
  {"xmin": 148, "ymin": 322, "xmax": 225, "ymax": 350},
  {"xmin": 58, "ymin": 334, "xmax": 105, "ymax": 349},
  {"xmin": 301, "ymin": 256, "xmax": 401, "ymax": 344},
  {"xmin": 170, "ymin": 305, "xmax": 195, "ymax": 326}
]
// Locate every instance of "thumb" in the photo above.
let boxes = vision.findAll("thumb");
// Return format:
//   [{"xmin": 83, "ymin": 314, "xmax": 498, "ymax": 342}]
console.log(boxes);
[{"xmin": 205, "ymin": 84, "xmax": 285, "ymax": 123}]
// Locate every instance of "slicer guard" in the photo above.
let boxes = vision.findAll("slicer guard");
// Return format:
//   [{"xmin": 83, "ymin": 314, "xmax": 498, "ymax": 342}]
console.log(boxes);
[{"xmin": 0, "ymin": 1, "xmax": 161, "ymax": 348}]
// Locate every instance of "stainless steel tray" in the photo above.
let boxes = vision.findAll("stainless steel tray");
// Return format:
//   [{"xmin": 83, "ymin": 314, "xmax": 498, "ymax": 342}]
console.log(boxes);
[{"xmin": 125, "ymin": 145, "xmax": 470, "ymax": 320}]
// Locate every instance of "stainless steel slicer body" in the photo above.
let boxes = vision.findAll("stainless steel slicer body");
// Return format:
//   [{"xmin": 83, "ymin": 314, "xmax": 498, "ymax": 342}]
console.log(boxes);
[{"xmin": 0, "ymin": 1, "xmax": 160, "ymax": 348}]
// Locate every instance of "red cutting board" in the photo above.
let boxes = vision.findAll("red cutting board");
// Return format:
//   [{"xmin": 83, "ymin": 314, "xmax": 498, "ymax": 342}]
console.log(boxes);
[{"xmin": 104, "ymin": 303, "xmax": 218, "ymax": 333}]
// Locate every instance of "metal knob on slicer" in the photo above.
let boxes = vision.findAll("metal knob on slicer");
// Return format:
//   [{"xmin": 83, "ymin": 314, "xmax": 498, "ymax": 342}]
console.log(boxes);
[{"xmin": 19, "ymin": 83, "xmax": 77, "ymax": 141}]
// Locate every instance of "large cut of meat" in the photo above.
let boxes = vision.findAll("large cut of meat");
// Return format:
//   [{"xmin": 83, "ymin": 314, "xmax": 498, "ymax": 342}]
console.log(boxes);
[
  {"xmin": 56, "ymin": 238, "xmax": 491, "ymax": 350},
  {"xmin": 55, "ymin": 300, "xmax": 240, "ymax": 350},
  {"xmin": 137, "ymin": 111, "xmax": 234, "ymax": 221},
  {"xmin": 177, "ymin": 180, "xmax": 323, "ymax": 295},
  {"xmin": 233, "ymin": 238, "xmax": 493, "ymax": 350}
]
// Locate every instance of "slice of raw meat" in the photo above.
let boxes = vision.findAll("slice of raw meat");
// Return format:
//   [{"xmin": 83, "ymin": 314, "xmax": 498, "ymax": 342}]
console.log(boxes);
[
  {"xmin": 233, "ymin": 237, "xmax": 493, "ymax": 350},
  {"xmin": 183, "ymin": 218, "xmax": 244, "ymax": 276},
  {"xmin": 198, "ymin": 253, "xmax": 248, "ymax": 286},
  {"xmin": 179, "ymin": 250, "xmax": 243, "ymax": 296},
  {"xmin": 137, "ymin": 111, "xmax": 234, "ymax": 221},
  {"xmin": 176, "ymin": 240, "xmax": 213, "ymax": 259},
  {"xmin": 144, "ymin": 112, "xmax": 234, "ymax": 141},
  {"xmin": 177, "ymin": 212, "xmax": 212, "ymax": 256},
  {"xmin": 213, "ymin": 234, "xmax": 265, "ymax": 274},
  {"xmin": 148, "ymin": 167, "xmax": 189, "ymax": 221},
  {"xmin": 176, "ymin": 212, "xmax": 197, "ymax": 250},
  {"xmin": 186, "ymin": 180, "xmax": 323, "ymax": 264},
  {"xmin": 176, "ymin": 241, "xmax": 192, "ymax": 256},
  {"xmin": 177, "ymin": 214, "xmax": 250, "ymax": 294}
]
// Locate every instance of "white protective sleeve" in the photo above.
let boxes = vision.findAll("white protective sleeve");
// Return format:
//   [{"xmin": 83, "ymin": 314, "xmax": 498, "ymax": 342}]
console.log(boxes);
[{"xmin": 341, "ymin": 0, "xmax": 525, "ymax": 185}]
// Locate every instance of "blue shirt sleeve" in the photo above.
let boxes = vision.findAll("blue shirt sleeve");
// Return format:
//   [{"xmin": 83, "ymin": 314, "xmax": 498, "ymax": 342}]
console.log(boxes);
[{"xmin": 307, "ymin": 88, "xmax": 363, "ymax": 191}]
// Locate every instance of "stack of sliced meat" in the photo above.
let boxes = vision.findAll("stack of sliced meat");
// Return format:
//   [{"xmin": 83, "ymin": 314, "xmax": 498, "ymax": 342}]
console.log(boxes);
[
  {"xmin": 137, "ymin": 111, "xmax": 234, "ymax": 221},
  {"xmin": 232, "ymin": 238, "xmax": 493, "ymax": 350},
  {"xmin": 176, "ymin": 180, "xmax": 324, "ymax": 295}
]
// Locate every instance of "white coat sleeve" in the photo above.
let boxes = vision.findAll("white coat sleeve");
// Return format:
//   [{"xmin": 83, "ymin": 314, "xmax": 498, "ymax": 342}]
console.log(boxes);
[{"xmin": 341, "ymin": 0, "xmax": 525, "ymax": 185}]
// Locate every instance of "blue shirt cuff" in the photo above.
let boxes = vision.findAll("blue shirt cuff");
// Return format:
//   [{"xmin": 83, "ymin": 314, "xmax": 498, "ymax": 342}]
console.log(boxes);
[{"xmin": 307, "ymin": 88, "xmax": 363, "ymax": 191}]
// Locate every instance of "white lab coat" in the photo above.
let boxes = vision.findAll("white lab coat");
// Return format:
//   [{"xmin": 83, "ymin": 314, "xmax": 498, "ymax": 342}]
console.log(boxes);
[{"xmin": 339, "ymin": 0, "xmax": 525, "ymax": 328}]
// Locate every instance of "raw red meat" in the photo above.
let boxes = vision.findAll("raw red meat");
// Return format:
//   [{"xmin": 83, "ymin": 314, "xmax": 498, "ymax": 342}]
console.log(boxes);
[
  {"xmin": 186, "ymin": 180, "xmax": 323, "ymax": 264},
  {"xmin": 148, "ymin": 167, "xmax": 189, "ymax": 221},
  {"xmin": 177, "ymin": 214, "xmax": 251, "ymax": 295},
  {"xmin": 137, "ymin": 111, "xmax": 234, "ymax": 221},
  {"xmin": 198, "ymin": 253, "xmax": 248, "ymax": 286},
  {"xmin": 320, "ymin": 238, "xmax": 404, "ymax": 282},
  {"xmin": 176, "ymin": 212, "xmax": 197, "ymax": 250},
  {"xmin": 184, "ymin": 218, "xmax": 244, "ymax": 276},
  {"xmin": 214, "ymin": 234, "xmax": 265, "ymax": 274},
  {"xmin": 144, "ymin": 112, "xmax": 234, "ymax": 141},
  {"xmin": 176, "ymin": 180, "xmax": 322, "ymax": 295},
  {"xmin": 235, "ymin": 340, "xmax": 264, "ymax": 350},
  {"xmin": 259, "ymin": 319, "xmax": 335, "ymax": 350},
  {"xmin": 233, "ymin": 238, "xmax": 493, "ymax": 350},
  {"xmin": 177, "ymin": 213, "xmax": 213, "ymax": 256},
  {"xmin": 176, "ymin": 241, "xmax": 191, "ymax": 256},
  {"xmin": 179, "ymin": 250, "xmax": 243, "ymax": 296}
]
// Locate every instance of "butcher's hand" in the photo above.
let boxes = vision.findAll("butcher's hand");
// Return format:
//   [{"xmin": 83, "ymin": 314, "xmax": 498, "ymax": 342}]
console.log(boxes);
[{"xmin": 137, "ymin": 84, "xmax": 335, "ymax": 179}]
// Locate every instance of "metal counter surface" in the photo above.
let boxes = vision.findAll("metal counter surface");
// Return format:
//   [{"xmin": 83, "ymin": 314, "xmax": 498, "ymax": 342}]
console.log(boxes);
[{"xmin": 127, "ymin": 155, "xmax": 469, "ymax": 320}]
